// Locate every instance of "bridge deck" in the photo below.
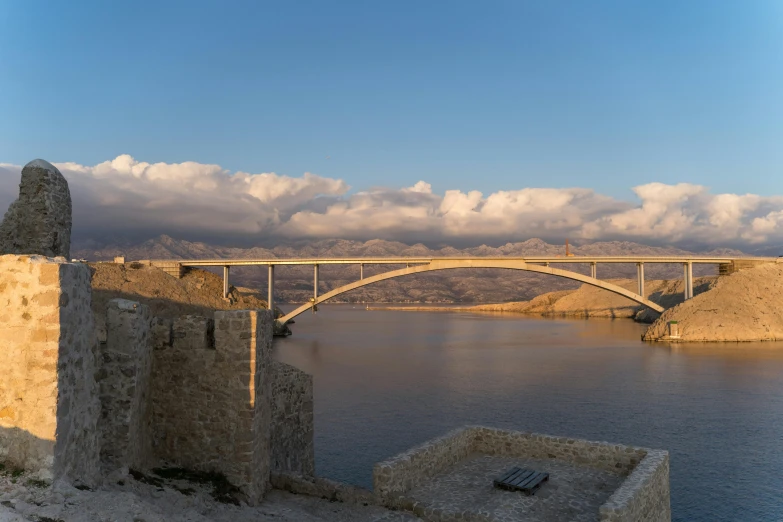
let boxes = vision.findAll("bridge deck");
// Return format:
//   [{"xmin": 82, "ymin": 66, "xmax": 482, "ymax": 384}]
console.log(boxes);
[{"xmin": 148, "ymin": 256, "xmax": 780, "ymax": 267}]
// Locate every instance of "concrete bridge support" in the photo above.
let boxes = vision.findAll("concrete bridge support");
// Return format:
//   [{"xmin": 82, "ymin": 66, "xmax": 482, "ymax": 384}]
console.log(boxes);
[
  {"xmin": 278, "ymin": 259, "xmax": 666, "ymax": 325},
  {"xmin": 223, "ymin": 266, "xmax": 230, "ymax": 298},
  {"xmin": 314, "ymin": 264, "xmax": 319, "ymax": 300},
  {"xmin": 268, "ymin": 264, "xmax": 275, "ymax": 310},
  {"xmin": 590, "ymin": 262, "xmax": 597, "ymax": 279},
  {"xmin": 637, "ymin": 262, "xmax": 644, "ymax": 296},
  {"xmin": 683, "ymin": 262, "xmax": 693, "ymax": 300}
]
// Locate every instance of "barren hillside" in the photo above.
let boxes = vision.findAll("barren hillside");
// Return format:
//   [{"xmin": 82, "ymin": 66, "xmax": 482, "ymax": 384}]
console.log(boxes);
[
  {"xmin": 466, "ymin": 277, "xmax": 716, "ymax": 322},
  {"xmin": 643, "ymin": 263, "xmax": 783, "ymax": 341},
  {"xmin": 89, "ymin": 262, "xmax": 269, "ymax": 323}
]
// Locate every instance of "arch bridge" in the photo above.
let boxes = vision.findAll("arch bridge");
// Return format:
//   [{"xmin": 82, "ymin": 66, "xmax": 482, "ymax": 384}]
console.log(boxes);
[{"xmin": 145, "ymin": 256, "xmax": 779, "ymax": 331}]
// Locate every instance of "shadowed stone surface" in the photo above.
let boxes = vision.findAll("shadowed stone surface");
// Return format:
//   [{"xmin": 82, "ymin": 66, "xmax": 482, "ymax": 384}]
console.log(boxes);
[
  {"xmin": 0, "ymin": 160, "xmax": 72, "ymax": 258},
  {"xmin": 270, "ymin": 361, "xmax": 315, "ymax": 476},
  {"xmin": 405, "ymin": 454, "xmax": 624, "ymax": 522},
  {"xmin": 97, "ymin": 298, "xmax": 154, "ymax": 474}
]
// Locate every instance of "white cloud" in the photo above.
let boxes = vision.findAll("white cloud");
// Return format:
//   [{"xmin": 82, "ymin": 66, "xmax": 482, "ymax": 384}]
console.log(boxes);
[{"xmin": 2, "ymin": 154, "xmax": 783, "ymax": 248}]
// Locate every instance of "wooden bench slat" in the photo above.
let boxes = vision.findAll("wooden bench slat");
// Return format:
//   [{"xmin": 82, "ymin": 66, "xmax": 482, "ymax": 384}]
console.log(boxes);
[
  {"xmin": 493, "ymin": 467, "xmax": 550, "ymax": 495},
  {"xmin": 510, "ymin": 469, "xmax": 535, "ymax": 486},
  {"xmin": 517, "ymin": 471, "xmax": 543, "ymax": 489},
  {"xmin": 501, "ymin": 467, "xmax": 523, "ymax": 483}
]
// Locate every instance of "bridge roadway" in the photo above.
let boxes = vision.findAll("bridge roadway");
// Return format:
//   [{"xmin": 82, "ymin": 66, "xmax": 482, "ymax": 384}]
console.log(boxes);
[{"xmin": 146, "ymin": 255, "xmax": 780, "ymax": 328}]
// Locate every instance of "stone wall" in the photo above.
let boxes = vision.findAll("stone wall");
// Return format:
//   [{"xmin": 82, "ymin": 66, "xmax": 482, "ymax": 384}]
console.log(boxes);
[
  {"xmin": 0, "ymin": 255, "xmax": 100, "ymax": 486},
  {"xmin": 150, "ymin": 310, "xmax": 274, "ymax": 504},
  {"xmin": 600, "ymin": 449, "xmax": 671, "ymax": 522},
  {"xmin": 270, "ymin": 361, "xmax": 314, "ymax": 476},
  {"xmin": 373, "ymin": 425, "xmax": 670, "ymax": 521},
  {"xmin": 96, "ymin": 299, "xmax": 153, "ymax": 473},
  {"xmin": 373, "ymin": 426, "xmax": 475, "ymax": 497}
]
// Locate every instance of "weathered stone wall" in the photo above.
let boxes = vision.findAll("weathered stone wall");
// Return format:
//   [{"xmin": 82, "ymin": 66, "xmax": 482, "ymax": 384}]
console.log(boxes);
[
  {"xmin": 0, "ymin": 255, "xmax": 100, "ymax": 486},
  {"xmin": 0, "ymin": 160, "xmax": 72, "ymax": 258},
  {"xmin": 150, "ymin": 310, "xmax": 274, "ymax": 504},
  {"xmin": 600, "ymin": 450, "xmax": 671, "ymax": 522},
  {"xmin": 96, "ymin": 299, "xmax": 153, "ymax": 473},
  {"xmin": 373, "ymin": 426, "xmax": 670, "ymax": 521},
  {"xmin": 270, "ymin": 361, "xmax": 314, "ymax": 476},
  {"xmin": 373, "ymin": 427, "xmax": 476, "ymax": 497},
  {"xmin": 471, "ymin": 427, "xmax": 648, "ymax": 474}
]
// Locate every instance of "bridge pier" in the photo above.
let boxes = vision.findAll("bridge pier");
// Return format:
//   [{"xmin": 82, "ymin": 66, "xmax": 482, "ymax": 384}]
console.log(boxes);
[
  {"xmin": 223, "ymin": 266, "xmax": 230, "ymax": 298},
  {"xmin": 268, "ymin": 264, "xmax": 275, "ymax": 311},
  {"xmin": 314, "ymin": 264, "xmax": 319, "ymax": 299},
  {"xmin": 590, "ymin": 262, "xmax": 597, "ymax": 279},
  {"xmin": 636, "ymin": 262, "xmax": 644, "ymax": 296},
  {"xmin": 683, "ymin": 262, "xmax": 693, "ymax": 300},
  {"xmin": 360, "ymin": 263, "xmax": 364, "ymax": 280}
]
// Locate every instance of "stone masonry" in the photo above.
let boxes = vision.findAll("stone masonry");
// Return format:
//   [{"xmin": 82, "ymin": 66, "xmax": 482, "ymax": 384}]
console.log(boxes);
[
  {"xmin": 150, "ymin": 310, "xmax": 275, "ymax": 504},
  {"xmin": 96, "ymin": 299, "xmax": 154, "ymax": 474},
  {"xmin": 270, "ymin": 361, "xmax": 315, "ymax": 476},
  {"xmin": 0, "ymin": 160, "xmax": 72, "ymax": 258},
  {"xmin": 0, "ymin": 255, "xmax": 100, "ymax": 486},
  {"xmin": 374, "ymin": 426, "xmax": 670, "ymax": 522}
]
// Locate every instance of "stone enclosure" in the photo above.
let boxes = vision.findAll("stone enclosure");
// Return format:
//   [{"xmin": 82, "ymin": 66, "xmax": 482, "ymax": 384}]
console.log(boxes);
[
  {"xmin": 373, "ymin": 426, "xmax": 670, "ymax": 522},
  {"xmin": 0, "ymin": 254, "xmax": 314, "ymax": 504}
]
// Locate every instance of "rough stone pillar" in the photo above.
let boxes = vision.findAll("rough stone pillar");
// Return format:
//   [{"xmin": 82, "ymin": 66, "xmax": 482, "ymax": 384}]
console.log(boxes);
[
  {"xmin": 0, "ymin": 255, "xmax": 100, "ymax": 486},
  {"xmin": 97, "ymin": 299, "xmax": 153, "ymax": 474},
  {"xmin": 0, "ymin": 160, "xmax": 72, "ymax": 258},
  {"xmin": 214, "ymin": 309, "xmax": 273, "ymax": 504}
]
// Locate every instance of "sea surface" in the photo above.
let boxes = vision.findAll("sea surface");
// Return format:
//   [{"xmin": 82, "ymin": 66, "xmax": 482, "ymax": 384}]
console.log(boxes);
[{"xmin": 273, "ymin": 305, "xmax": 783, "ymax": 522}]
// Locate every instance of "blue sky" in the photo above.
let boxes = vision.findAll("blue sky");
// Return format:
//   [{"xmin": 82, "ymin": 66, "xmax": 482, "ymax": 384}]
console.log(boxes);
[{"xmin": 1, "ymin": 0, "xmax": 782, "ymax": 201}]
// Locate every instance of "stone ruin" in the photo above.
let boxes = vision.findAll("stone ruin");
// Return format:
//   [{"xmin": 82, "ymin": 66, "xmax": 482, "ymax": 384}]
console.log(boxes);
[
  {"xmin": 0, "ymin": 159, "xmax": 72, "ymax": 259},
  {"xmin": 0, "ymin": 160, "xmax": 314, "ymax": 505}
]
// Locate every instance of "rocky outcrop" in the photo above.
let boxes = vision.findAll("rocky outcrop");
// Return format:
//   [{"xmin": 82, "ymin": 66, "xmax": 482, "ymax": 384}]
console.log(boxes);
[
  {"xmin": 467, "ymin": 277, "xmax": 715, "ymax": 323},
  {"xmin": 0, "ymin": 159, "xmax": 72, "ymax": 258},
  {"xmin": 643, "ymin": 262, "xmax": 783, "ymax": 342}
]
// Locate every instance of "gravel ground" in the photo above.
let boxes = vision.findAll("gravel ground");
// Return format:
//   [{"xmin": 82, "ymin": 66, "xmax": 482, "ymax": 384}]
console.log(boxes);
[{"xmin": 0, "ymin": 467, "xmax": 422, "ymax": 522}]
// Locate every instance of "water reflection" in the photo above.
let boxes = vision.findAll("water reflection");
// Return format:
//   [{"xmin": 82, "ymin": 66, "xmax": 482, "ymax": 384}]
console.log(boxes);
[{"xmin": 273, "ymin": 305, "xmax": 783, "ymax": 522}]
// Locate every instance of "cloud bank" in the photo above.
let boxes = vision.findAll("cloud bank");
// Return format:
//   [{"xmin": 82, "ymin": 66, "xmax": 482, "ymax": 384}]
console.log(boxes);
[{"xmin": 1, "ymin": 155, "xmax": 782, "ymax": 248}]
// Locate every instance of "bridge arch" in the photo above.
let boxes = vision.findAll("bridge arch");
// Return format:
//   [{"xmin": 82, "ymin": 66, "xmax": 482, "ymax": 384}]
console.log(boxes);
[{"xmin": 278, "ymin": 259, "xmax": 664, "ymax": 324}]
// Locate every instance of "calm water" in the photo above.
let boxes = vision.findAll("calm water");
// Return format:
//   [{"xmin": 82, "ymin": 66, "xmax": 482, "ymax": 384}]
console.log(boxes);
[{"xmin": 273, "ymin": 306, "xmax": 783, "ymax": 522}]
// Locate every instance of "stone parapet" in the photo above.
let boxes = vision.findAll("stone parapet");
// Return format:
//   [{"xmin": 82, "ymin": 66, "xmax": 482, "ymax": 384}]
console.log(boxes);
[
  {"xmin": 0, "ymin": 255, "xmax": 100, "ymax": 486},
  {"xmin": 374, "ymin": 426, "xmax": 474, "ymax": 498}
]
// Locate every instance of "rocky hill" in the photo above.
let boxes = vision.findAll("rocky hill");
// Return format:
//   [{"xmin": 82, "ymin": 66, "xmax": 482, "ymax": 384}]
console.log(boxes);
[
  {"xmin": 74, "ymin": 236, "xmax": 745, "ymax": 304},
  {"xmin": 89, "ymin": 262, "xmax": 269, "ymax": 323},
  {"xmin": 466, "ymin": 277, "xmax": 716, "ymax": 322},
  {"xmin": 643, "ymin": 263, "xmax": 783, "ymax": 341}
]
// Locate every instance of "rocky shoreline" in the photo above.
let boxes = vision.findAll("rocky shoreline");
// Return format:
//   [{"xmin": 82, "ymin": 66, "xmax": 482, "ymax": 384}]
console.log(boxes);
[{"xmin": 375, "ymin": 265, "xmax": 783, "ymax": 343}]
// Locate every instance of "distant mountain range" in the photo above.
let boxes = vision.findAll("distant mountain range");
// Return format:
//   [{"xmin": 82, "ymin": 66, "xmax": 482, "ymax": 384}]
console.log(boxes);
[{"xmin": 73, "ymin": 235, "xmax": 753, "ymax": 304}]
